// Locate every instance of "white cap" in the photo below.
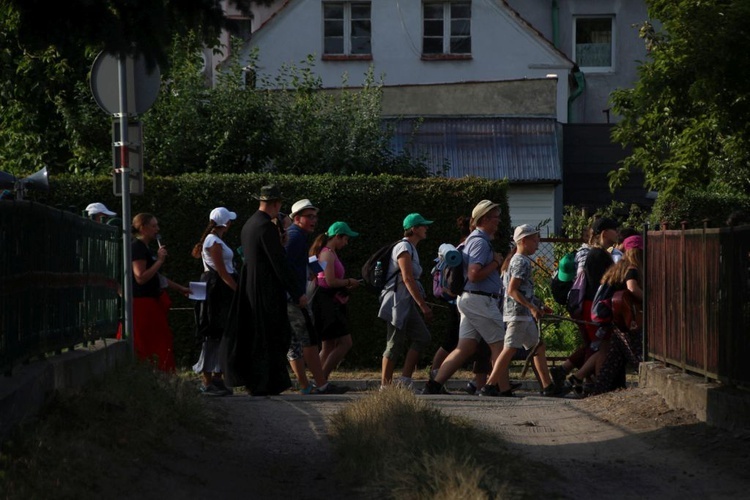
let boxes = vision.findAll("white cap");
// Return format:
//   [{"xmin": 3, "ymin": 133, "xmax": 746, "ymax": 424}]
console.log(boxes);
[
  {"xmin": 291, "ymin": 199, "xmax": 318, "ymax": 217},
  {"xmin": 513, "ymin": 224, "xmax": 540, "ymax": 243},
  {"xmin": 85, "ymin": 202, "xmax": 116, "ymax": 217},
  {"xmin": 210, "ymin": 207, "xmax": 237, "ymax": 227}
]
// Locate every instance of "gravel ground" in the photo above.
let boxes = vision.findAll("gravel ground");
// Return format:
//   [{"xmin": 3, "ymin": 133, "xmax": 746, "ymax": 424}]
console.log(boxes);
[{"xmin": 94, "ymin": 385, "xmax": 750, "ymax": 499}]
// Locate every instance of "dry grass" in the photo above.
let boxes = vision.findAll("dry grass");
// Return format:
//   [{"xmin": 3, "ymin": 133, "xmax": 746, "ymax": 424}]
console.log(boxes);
[
  {"xmin": 0, "ymin": 362, "xmax": 215, "ymax": 499},
  {"xmin": 329, "ymin": 387, "xmax": 545, "ymax": 499}
]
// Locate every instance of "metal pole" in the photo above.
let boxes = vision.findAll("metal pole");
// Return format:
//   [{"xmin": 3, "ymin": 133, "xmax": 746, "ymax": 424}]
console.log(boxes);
[{"xmin": 118, "ymin": 55, "xmax": 134, "ymax": 358}]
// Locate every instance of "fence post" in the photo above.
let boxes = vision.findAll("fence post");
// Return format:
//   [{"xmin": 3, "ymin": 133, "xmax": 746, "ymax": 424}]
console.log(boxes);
[
  {"xmin": 680, "ymin": 221, "xmax": 687, "ymax": 372},
  {"xmin": 642, "ymin": 223, "xmax": 649, "ymax": 362},
  {"xmin": 702, "ymin": 219, "xmax": 709, "ymax": 382}
]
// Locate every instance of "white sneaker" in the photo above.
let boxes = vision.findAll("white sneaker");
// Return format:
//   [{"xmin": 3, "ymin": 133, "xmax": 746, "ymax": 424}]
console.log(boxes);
[{"xmin": 395, "ymin": 376, "xmax": 414, "ymax": 389}]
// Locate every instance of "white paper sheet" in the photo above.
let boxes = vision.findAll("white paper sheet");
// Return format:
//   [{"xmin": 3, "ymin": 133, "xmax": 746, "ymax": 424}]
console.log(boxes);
[{"xmin": 189, "ymin": 281, "xmax": 206, "ymax": 300}]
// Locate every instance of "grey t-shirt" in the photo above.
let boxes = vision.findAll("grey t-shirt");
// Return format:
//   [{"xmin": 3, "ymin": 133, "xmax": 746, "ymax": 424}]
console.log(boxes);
[{"xmin": 503, "ymin": 254, "xmax": 535, "ymax": 322}]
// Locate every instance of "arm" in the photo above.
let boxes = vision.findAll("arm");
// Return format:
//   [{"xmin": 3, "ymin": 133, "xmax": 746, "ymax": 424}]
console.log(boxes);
[
  {"xmin": 467, "ymin": 252, "xmax": 502, "ymax": 283},
  {"xmin": 165, "ymin": 277, "xmax": 190, "ymax": 296},
  {"xmin": 508, "ymin": 276, "xmax": 544, "ymax": 321},
  {"xmin": 132, "ymin": 245, "xmax": 167, "ymax": 285},
  {"xmin": 625, "ymin": 278, "xmax": 643, "ymax": 302},
  {"xmin": 208, "ymin": 242, "xmax": 237, "ymax": 292},
  {"xmin": 397, "ymin": 251, "xmax": 432, "ymax": 322},
  {"xmin": 320, "ymin": 249, "xmax": 358, "ymax": 289}
]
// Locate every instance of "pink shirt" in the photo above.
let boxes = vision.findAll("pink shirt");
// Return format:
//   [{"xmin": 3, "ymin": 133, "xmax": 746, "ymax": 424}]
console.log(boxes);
[{"xmin": 316, "ymin": 247, "xmax": 345, "ymax": 288}]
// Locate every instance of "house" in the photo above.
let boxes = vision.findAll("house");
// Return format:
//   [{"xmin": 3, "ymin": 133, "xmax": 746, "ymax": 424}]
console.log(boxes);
[{"xmin": 219, "ymin": 0, "xmax": 653, "ymax": 231}]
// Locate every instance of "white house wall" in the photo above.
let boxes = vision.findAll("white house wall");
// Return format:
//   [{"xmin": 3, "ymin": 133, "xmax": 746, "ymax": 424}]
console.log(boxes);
[
  {"xmin": 243, "ymin": 0, "xmax": 573, "ymax": 122},
  {"xmin": 506, "ymin": 0, "xmax": 650, "ymax": 124},
  {"xmin": 506, "ymin": 184, "xmax": 559, "ymax": 238}
]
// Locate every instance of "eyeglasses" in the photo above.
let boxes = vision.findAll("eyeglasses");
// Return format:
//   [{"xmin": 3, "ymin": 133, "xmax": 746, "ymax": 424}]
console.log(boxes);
[{"xmin": 300, "ymin": 214, "xmax": 318, "ymax": 220}]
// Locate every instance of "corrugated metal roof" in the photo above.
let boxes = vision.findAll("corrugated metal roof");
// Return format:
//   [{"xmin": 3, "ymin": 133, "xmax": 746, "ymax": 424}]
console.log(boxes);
[{"xmin": 388, "ymin": 117, "xmax": 562, "ymax": 182}]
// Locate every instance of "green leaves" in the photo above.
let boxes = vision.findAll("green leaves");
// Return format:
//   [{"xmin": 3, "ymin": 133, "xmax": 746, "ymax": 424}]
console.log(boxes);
[{"xmin": 611, "ymin": 0, "xmax": 750, "ymax": 196}]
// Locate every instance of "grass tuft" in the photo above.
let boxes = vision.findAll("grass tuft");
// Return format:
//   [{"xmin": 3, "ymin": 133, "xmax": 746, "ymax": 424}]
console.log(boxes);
[
  {"xmin": 329, "ymin": 387, "xmax": 542, "ymax": 499},
  {"xmin": 0, "ymin": 361, "xmax": 216, "ymax": 499}
]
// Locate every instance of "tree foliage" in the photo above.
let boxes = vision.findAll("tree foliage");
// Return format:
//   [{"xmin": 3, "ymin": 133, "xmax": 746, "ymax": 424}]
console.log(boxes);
[{"xmin": 610, "ymin": 0, "xmax": 750, "ymax": 196}]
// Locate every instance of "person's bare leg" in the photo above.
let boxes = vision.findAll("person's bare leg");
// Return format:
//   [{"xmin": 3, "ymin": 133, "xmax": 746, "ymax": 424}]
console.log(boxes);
[
  {"xmin": 289, "ymin": 358, "xmax": 310, "ymax": 390},
  {"xmin": 401, "ymin": 348, "xmax": 420, "ymax": 378},
  {"xmin": 434, "ymin": 339, "xmax": 478, "ymax": 384},
  {"xmin": 303, "ymin": 345, "xmax": 327, "ymax": 387},
  {"xmin": 381, "ymin": 357, "xmax": 395, "ymax": 386},
  {"xmin": 532, "ymin": 343, "xmax": 552, "ymax": 388},
  {"xmin": 321, "ymin": 336, "xmax": 353, "ymax": 379},
  {"xmin": 487, "ymin": 346, "xmax": 517, "ymax": 391}
]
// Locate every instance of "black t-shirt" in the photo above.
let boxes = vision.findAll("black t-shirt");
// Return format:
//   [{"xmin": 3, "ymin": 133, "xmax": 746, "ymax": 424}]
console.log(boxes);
[
  {"xmin": 584, "ymin": 247, "xmax": 614, "ymax": 300},
  {"xmin": 132, "ymin": 239, "xmax": 161, "ymax": 298}
]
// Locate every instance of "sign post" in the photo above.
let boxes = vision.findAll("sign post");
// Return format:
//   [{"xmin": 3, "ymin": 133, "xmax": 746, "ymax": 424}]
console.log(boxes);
[{"xmin": 91, "ymin": 51, "xmax": 160, "ymax": 357}]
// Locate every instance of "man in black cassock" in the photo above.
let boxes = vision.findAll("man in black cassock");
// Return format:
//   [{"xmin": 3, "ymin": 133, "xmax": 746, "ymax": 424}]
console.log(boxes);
[{"xmin": 221, "ymin": 185, "xmax": 306, "ymax": 395}]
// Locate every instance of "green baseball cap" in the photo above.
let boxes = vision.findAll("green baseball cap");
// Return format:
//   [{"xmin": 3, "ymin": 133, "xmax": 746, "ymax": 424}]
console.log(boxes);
[
  {"xmin": 557, "ymin": 253, "xmax": 576, "ymax": 282},
  {"xmin": 327, "ymin": 221, "xmax": 359, "ymax": 238},
  {"xmin": 403, "ymin": 213, "xmax": 434, "ymax": 230}
]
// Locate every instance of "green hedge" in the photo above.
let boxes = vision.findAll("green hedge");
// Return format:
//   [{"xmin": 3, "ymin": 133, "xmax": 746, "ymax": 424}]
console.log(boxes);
[
  {"xmin": 651, "ymin": 189, "xmax": 750, "ymax": 229},
  {"xmin": 35, "ymin": 173, "xmax": 509, "ymax": 370}
]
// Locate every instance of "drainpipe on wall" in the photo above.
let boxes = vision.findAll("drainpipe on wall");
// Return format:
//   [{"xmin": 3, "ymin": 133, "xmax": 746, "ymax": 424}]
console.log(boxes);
[
  {"xmin": 567, "ymin": 65, "xmax": 585, "ymax": 122},
  {"xmin": 551, "ymin": 0, "xmax": 560, "ymax": 48}
]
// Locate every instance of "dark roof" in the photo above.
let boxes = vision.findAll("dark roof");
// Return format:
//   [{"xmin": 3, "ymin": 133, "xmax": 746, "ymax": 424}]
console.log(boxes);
[{"xmin": 388, "ymin": 117, "xmax": 562, "ymax": 183}]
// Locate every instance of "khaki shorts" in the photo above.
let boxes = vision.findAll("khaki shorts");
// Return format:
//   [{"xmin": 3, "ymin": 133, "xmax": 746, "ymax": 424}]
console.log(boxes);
[
  {"xmin": 456, "ymin": 293, "xmax": 505, "ymax": 345},
  {"xmin": 504, "ymin": 320, "xmax": 539, "ymax": 350}
]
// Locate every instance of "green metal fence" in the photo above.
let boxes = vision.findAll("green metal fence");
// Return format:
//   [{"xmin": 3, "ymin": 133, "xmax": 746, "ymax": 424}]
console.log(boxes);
[{"xmin": 0, "ymin": 200, "xmax": 122, "ymax": 375}]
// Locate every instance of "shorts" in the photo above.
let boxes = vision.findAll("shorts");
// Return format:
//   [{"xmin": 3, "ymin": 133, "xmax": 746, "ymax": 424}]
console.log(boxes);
[
  {"xmin": 504, "ymin": 320, "xmax": 539, "ymax": 350},
  {"xmin": 456, "ymin": 293, "xmax": 505, "ymax": 345},
  {"xmin": 383, "ymin": 303, "xmax": 431, "ymax": 361},
  {"xmin": 286, "ymin": 303, "xmax": 319, "ymax": 361}
]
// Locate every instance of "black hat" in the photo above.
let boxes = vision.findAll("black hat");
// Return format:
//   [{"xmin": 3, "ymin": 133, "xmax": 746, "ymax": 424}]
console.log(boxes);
[
  {"xmin": 254, "ymin": 184, "xmax": 284, "ymax": 201},
  {"xmin": 592, "ymin": 217, "xmax": 619, "ymax": 235}
]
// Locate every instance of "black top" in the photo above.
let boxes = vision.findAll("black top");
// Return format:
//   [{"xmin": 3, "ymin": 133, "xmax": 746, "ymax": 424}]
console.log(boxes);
[
  {"xmin": 132, "ymin": 238, "xmax": 161, "ymax": 298},
  {"xmin": 584, "ymin": 247, "xmax": 614, "ymax": 300}
]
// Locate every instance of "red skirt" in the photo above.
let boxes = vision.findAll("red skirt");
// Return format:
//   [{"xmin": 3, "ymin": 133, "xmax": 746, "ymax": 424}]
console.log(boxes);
[{"xmin": 117, "ymin": 291, "xmax": 176, "ymax": 372}]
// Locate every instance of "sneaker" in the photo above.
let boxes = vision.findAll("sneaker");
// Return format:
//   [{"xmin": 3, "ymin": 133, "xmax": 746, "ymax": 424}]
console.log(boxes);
[
  {"xmin": 461, "ymin": 381, "xmax": 477, "ymax": 395},
  {"xmin": 199, "ymin": 384, "xmax": 224, "ymax": 397},
  {"xmin": 395, "ymin": 376, "xmax": 414, "ymax": 389},
  {"xmin": 421, "ymin": 380, "xmax": 443, "ymax": 395},
  {"xmin": 479, "ymin": 384, "xmax": 514, "ymax": 397},
  {"xmin": 312, "ymin": 383, "xmax": 350, "ymax": 395},
  {"xmin": 541, "ymin": 382, "xmax": 572, "ymax": 397},
  {"xmin": 510, "ymin": 381, "xmax": 523, "ymax": 391},
  {"xmin": 567, "ymin": 374, "xmax": 584, "ymax": 396},
  {"xmin": 299, "ymin": 385, "xmax": 314, "ymax": 395},
  {"xmin": 550, "ymin": 366, "xmax": 567, "ymax": 387},
  {"xmin": 211, "ymin": 379, "xmax": 233, "ymax": 396}
]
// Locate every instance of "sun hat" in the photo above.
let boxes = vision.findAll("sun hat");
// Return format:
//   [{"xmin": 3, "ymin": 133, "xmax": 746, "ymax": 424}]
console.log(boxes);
[
  {"xmin": 403, "ymin": 213, "xmax": 433, "ymax": 230},
  {"xmin": 471, "ymin": 200, "xmax": 500, "ymax": 221},
  {"xmin": 327, "ymin": 221, "xmax": 359, "ymax": 238},
  {"xmin": 622, "ymin": 235, "xmax": 644, "ymax": 250},
  {"xmin": 291, "ymin": 199, "xmax": 318, "ymax": 217},
  {"xmin": 210, "ymin": 207, "xmax": 237, "ymax": 227},
  {"xmin": 85, "ymin": 202, "xmax": 116, "ymax": 217},
  {"xmin": 513, "ymin": 224, "xmax": 540, "ymax": 243},
  {"xmin": 557, "ymin": 253, "xmax": 576, "ymax": 282},
  {"xmin": 253, "ymin": 184, "xmax": 283, "ymax": 201},
  {"xmin": 592, "ymin": 217, "xmax": 619, "ymax": 235}
]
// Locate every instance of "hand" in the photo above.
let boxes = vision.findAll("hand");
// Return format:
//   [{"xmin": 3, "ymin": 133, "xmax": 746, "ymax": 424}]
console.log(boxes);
[
  {"xmin": 179, "ymin": 285, "xmax": 190, "ymax": 297},
  {"xmin": 347, "ymin": 278, "xmax": 360, "ymax": 289},
  {"xmin": 531, "ymin": 304, "xmax": 545, "ymax": 321},
  {"xmin": 156, "ymin": 246, "xmax": 168, "ymax": 262},
  {"xmin": 420, "ymin": 303, "xmax": 433, "ymax": 323}
]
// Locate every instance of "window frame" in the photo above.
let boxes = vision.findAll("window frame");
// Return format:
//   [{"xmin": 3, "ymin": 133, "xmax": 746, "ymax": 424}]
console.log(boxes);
[
  {"xmin": 322, "ymin": 1, "xmax": 372, "ymax": 61},
  {"xmin": 421, "ymin": 1, "xmax": 472, "ymax": 60},
  {"xmin": 573, "ymin": 15, "xmax": 615, "ymax": 73}
]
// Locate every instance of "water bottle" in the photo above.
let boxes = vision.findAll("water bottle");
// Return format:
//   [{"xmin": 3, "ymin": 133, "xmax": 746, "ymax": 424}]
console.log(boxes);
[{"xmin": 373, "ymin": 261, "xmax": 384, "ymax": 288}]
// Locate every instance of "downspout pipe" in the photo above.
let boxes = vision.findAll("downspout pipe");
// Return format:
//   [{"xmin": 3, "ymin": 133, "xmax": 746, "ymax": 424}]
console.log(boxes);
[
  {"xmin": 551, "ymin": 0, "xmax": 559, "ymax": 48},
  {"xmin": 568, "ymin": 65, "xmax": 585, "ymax": 122}
]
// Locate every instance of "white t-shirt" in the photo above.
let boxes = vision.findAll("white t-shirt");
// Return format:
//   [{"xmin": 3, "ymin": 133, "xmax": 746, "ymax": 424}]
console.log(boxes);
[{"xmin": 202, "ymin": 234, "xmax": 235, "ymax": 274}]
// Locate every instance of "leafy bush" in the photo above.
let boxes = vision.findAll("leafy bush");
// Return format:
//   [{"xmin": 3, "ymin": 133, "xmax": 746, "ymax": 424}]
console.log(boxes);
[{"xmin": 650, "ymin": 189, "xmax": 750, "ymax": 229}]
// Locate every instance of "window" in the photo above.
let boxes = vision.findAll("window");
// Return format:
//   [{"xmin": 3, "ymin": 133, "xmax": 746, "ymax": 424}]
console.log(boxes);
[
  {"xmin": 323, "ymin": 2, "xmax": 371, "ymax": 57},
  {"xmin": 574, "ymin": 17, "xmax": 614, "ymax": 71},
  {"xmin": 423, "ymin": 2, "xmax": 471, "ymax": 57}
]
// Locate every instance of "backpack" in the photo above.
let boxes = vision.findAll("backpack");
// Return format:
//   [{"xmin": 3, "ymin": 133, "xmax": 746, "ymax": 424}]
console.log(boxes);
[
  {"xmin": 360, "ymin": 239, "xmax": 405, "ymax": 293},
  {"xmin": 442, "ymin": 235, "xmax": 480, "ymax": 298},
  {"xmin": 591, "ymin": 282, "xmax": 617, "ymax": 325},
  {"xmin": 565, "ymin": 271, "xmax": 586, "ymax": 318},
  {"xmin": 431, "ymin": 244, "xmax": 463, "ymax": 300}
]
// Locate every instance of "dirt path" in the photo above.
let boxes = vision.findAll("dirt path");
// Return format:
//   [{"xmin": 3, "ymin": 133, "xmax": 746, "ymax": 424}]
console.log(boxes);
[{"xmin": 102, "ymin": 387, "xmax": 750, "ymax": 499}]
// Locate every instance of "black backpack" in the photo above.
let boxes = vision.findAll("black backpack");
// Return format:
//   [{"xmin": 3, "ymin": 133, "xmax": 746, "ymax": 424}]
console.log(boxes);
[{"xmin": 360, "ymin": 240, "xmax": 403, "ymax": 292}]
